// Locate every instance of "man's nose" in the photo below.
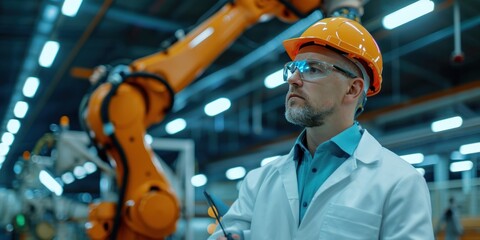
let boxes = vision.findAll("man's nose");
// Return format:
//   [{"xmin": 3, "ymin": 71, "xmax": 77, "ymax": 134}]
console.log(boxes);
[{"xmin": 287, "ymin": 71, "xmax": 303, "ymax": 86}]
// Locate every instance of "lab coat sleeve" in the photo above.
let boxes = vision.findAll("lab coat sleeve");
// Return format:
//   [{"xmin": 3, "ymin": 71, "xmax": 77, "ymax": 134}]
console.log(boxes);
[
  {"xmin": 208, "ymin": 169, "xmax": 261, "ymax": 240},
  {"xmin": 380, "ymin": 172, "xmax": 435, "ymax": 240}
]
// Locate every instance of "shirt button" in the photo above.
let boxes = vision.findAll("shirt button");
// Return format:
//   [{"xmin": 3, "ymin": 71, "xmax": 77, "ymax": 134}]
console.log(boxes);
[
  {"xmin": 312, "ymin": 168, "xmax": 317, "ymax": 173},
  {"xmin": 303, "ymin": 202, "xmax": 308, "ymax": 208}
]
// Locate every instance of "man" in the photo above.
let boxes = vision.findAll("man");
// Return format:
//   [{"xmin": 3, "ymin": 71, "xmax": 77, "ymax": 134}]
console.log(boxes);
[
  {"xmin": 210, "ymin": 17, "xmax": 434, "ymax": 240},
  {"xmin": 435, "ymin": 197, "xmax": 463, "ymax": 240}
]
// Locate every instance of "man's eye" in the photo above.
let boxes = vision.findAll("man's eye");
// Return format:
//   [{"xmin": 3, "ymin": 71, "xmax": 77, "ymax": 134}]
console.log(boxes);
[{"xmin": 309, "ymin": 66, "xmax": 323, "ymax": 74}]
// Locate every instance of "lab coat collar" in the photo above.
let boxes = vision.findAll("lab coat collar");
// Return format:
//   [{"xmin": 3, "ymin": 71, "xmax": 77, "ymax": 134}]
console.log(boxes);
[
  {"xmin": 352, "ymin": 130, "xmax": 381, "ymax": 164},
  {"xmin": 307, "ymin": 130, "xmax": 381, "ymax": 217}
]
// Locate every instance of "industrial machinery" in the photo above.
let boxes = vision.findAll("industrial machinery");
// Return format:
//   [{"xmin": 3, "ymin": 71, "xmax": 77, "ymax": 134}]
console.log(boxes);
[
  {"xmin": 0, "ymin": 129, "xmax": 92, "ymax": 240},
  {"xmin": 0, "ymin": 119, "xmax": 193, "ymax": 239},
  {"xmin": 81, "ymin": 0, "xmax": 365, "ymax": 239}
]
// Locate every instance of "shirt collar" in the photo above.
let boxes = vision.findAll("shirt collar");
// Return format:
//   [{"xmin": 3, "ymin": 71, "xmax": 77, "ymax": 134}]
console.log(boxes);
[
  {"xmin": 293, "ymin": 130, "xmax": 308, "ymax": 162},
  {"xmin": 331, "ymin": 122, "xmax": 363, "ymax": 156},
  {"xmin": 293, "ymin": 123, "xmax": 363, "ymax": 161}
]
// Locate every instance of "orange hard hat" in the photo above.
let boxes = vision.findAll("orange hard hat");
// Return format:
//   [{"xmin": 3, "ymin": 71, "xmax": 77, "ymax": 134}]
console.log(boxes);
[{"xmin": 283, "ymin": 17, "xmax": 383, "ymax": 96}]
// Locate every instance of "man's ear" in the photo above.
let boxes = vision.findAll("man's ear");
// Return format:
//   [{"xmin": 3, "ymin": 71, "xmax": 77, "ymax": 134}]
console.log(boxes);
[{"xmin": 346, "ymin": 78, "xmax": 364, "ymax": 101}]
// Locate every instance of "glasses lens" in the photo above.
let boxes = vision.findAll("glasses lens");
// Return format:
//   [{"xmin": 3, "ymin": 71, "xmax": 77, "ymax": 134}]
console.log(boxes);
[
  {"xmin": 283, "ymin": 62, "xmax": 294, "ymax": 82},
  {"xmin": 301, "ymin": 61, "xmax": 330, "ymax": 80},
  {"xmin": 283, "ymin": 60, "xmax": 332, "ymax": 82}
]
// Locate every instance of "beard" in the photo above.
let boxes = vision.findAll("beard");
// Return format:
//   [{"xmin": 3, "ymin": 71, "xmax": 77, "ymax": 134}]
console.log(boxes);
[{"xmin": 285, "ymin": 98, "xmax": 334, "ymax": 128}]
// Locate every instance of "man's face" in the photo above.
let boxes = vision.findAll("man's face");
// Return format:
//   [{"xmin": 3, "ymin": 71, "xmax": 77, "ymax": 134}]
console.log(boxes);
[{"xmin": 284, "ymin": 45, "xmax": 352, "ymax": 127}]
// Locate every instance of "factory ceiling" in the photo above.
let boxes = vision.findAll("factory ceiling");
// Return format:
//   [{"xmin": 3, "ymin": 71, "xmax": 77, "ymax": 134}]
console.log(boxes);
[{"xmin": 1, "ymin": 0, "xmax": 479, "ymax": 193}]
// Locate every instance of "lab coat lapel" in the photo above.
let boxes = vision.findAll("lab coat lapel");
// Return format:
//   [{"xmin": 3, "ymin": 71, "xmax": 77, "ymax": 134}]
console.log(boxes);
[
  {"xmin": 312, "ymin": 130, "xmax": 380, "ymax": 200},
  {"xmin": 313, "ymin": 156, "xmax": 356, "ymax": 199},
  {"xmin": 278, "ymin": 155, "xmax": 300, "ymax": 226}
]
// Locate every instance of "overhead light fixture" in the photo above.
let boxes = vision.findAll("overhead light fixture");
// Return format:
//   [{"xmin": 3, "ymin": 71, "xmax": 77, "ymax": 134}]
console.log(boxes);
[
  {"xmin": 73, "ymin": 166, "xmax": 87, "ymax": 179},
  {"xmin": 1, "ymin": 132, "xmax": 15, "ymax": 146},
  {"xmin": 431, "ymin": 116, "xmax": 462, "ymax": 132},
  {"xmin": 191, "ymin": 174, "xmax": 208, "ymax": 187},
  {"xmin": 13, "ymin": 101, "xmax": 29, "ymax": 119},
  {"xmin": 61, "ymin": 172, "xmax": 75, "ymax": 184},
  {"xmin": 459, "ymin": 142, "xmax": 480, "ymax": 155},
  {"xmin": 0, "ymin": 143, "xmax": 10, "ymax": 156},
  {"xmin": 264, "ymin": 69, "xmax": 284, "ymax": 89},
  {"xmin": 400, "ymin": 153, "xmax": 424, "ymax": 164},
  {"xmin": 6, "ymin": 119, "xmax": 21, "ymax": 134},
  {"xmin": 226, "ymin": 166, "xmax": 246, "ymax": 180},
  {"xmin": 450, "ymin": 160, "xmax": 473, "ymax": 172},
  {"xmin": 22, "ymin": 77, "xmax": 40, "ymax": 98},
  {"xmin": 62, "ymin": 0, "xmax": 83, "ymax": 17},
  {"xmin": 261, "ymin": 155, "xmax": 280, "ymax": 166},
  {"xmin": 204, "ymin": 98, "xmax": 231, "ymax": 116},
  {"xmin": 382, "ymin": 0, "xmax": 435, "ymax": 30},
  {"xmin": 165, "ymin": 118, "xmax": 187, "ymax": 134},
  {"xmin": 39, "ymin": 170, "xmax": 63, "ymax": 196},
  {"xmin": 83, "ymin": 162, "xmax": 97, "ymax": 174},
  {"xmin": 43, "ymin": 4, "xmax": 59, "ymax": 22},
  {"xmin": 39, "ymin": 41, "xmax": 60, "ymax": 68}
]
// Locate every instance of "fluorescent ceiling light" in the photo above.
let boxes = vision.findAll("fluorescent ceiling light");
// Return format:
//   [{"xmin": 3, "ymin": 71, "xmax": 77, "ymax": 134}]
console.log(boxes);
[
  {"xmin": 400, "ymin": 153, "xmax": 424, "ymax": 164},
  {"xmin": 144, "ymin": 134, "xmax": 153, "ymax": 145},
  {"xmin": 191, "ymin": 174, "xmax": 208, "ymax": 187},
  {"xmin": 226, "ymin": 166, "xmax": 246, "ymax": 180},
  {"xmin": 450, "ymin": 160, "xmax": 473, "ymax": 172},
  {"xmin": 204, "ymin": 98, "xmax": 231, "ymax": 116},
  {"xmin": 39, "ymin": 170, "xmax": 63, "ymax": 196},
  {"xmin": 13, "ymin": 101, "xmax": 29, "ymax": 119},
  {"xmin": 61, "ymin": 172, "xmax": 75, "ymax": 184},
  {"xmin": 73, "ymin": 166, "xmax": 87, "ymax": 179},
  {"xmin": 44, "ymin": 4, "xmax": 59, "ymax": 21},
  {"xmin": 62, "ymin": 0, "xmax": 83, "ymax": 17},
  {"xmin": 264, "ymin": 69, "xmax": 284, "ymax": 89},
  {"xmin": 261, "ymin": 155, "xmax": 280, "ymax": 166},
  {"xmin": 459, "ymin": 142, "xmax": 480, "ymax": 155},
  {"xmin": 6, "ymin": 119, "xmax": 21, "ymax": 134},
  {"xmin": 415, "ymin": 168, "xmax": 425, "ymax": 176},
  {"xmin": 165, "ymin": 118, "xmax": 187, "ymax": 134},
  {"xmin": 431, "ymin": 116, "xmax": 462, "ymax": 132},
  {"xmin": 39, "ymin": 41, "xmax": 60, "ymax": 68},
  {"xmin": 383, "ymin": 0, "xmax": 435, "ymax": 30},
  {"xmin": 1, "ymin": 132, "xmax": 15, "ymax": 146},
  {"xmin": 83, "ymin": 162, "xmax": 97, "ymax": 174},
  {"xmin": 23, "ymin": 77, "xmax": 40, "ymax": 98},
  {"xmin": 0, "ymin": 143, "xmax": 10, "ymax": 156}
]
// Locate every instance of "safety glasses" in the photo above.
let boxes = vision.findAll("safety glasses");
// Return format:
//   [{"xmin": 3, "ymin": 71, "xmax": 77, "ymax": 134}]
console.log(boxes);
[{"xmin": 283, "ymin": 59, "xmax": 357, "ymax": 82}]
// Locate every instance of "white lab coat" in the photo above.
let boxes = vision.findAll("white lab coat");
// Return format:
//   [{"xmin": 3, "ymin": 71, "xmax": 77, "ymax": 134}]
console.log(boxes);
[{"xmin": 209, "ymin": 130, "xmax": 434, "ymax": 240}]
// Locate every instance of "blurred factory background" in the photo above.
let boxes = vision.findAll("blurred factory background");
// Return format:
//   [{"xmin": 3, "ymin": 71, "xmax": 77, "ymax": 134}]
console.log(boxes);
[{"xmin": 0, "ymin": 0, "xmax": 479, "ymax": 239}]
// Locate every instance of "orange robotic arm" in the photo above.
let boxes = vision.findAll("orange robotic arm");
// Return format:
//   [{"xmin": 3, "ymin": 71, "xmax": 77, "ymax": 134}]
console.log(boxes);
[{"xmin": 83, "ymin": 0, "xmax": 363, "ymax": 239}]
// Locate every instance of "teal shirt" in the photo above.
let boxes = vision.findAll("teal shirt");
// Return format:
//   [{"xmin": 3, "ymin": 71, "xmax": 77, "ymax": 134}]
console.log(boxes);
[{"xmin": 294, "ymin": 123, "xmax": 363, "ymax": 223}]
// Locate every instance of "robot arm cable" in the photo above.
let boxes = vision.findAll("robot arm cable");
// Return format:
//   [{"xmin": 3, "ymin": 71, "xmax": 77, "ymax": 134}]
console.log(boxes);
[
  {"xmin": 99, "ymin": 81, "xmax": 129, "ymax": 240},
  {"xmin": 122, "ymin": 72, "xmax": 176, "ymax": 113}
]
